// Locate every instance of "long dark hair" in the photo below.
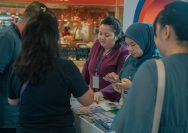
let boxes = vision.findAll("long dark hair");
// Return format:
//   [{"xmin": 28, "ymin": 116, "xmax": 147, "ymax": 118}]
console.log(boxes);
[
  {"xmin": 154, "ymin": 1, "xmax": 188, "ymax": 42},
  {"xmin": 22, "ymin": 1, "xmax": 49, "ymax": 22},
  {"xmin": 15, "ymin": 10, "xmax": 60, "ymax": 84},
  {"xmin": 100, "ymin": 16, "xmax": 125, "ymax": 48}
]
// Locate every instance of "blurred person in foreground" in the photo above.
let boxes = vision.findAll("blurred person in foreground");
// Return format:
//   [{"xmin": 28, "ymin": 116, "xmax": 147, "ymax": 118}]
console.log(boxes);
[
  {"xmin": 82, "ymin": 16, "xmax": 129, "ymax": 102},
  {"xmin": 8, "ymin": 8, "xmax": 93, "ymax": 133},
  {"xmin": 112, "ymin": 1, "xmax": 188, "ymax": 133},
  {"xmin": 0, "ymin": 1, "xmax": 50, "ymax": 133}
]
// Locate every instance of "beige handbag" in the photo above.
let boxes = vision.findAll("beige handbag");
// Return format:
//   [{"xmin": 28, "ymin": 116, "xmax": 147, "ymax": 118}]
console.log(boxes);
[{"xmin": 152, "ymin": 59, "xmax": 166, "ymax": 133}]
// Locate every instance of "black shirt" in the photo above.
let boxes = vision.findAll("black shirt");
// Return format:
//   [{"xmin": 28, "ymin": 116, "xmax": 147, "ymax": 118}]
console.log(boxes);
[{"xmin": 9, "ymin": 58, "xmax": 89, "ymax": 129}]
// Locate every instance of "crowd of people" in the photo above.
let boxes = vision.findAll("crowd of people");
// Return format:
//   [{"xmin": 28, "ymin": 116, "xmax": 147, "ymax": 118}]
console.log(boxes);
[{"xmin": 0, "ymin": 1, "xmax": 188, "ymax": 133}]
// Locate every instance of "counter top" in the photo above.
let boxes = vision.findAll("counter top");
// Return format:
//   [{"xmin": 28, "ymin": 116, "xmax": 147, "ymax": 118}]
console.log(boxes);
[{"xmin": 71, "ymin": 97, "xmax": 120, "ymax": 133}]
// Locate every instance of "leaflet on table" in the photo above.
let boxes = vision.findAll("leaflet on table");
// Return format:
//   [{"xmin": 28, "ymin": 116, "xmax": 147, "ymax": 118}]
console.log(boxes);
[
  {"xmin": 73, "ymin": 103, "xmax": 106, "ymax": 115},
  {"xmin": 93, "ymin": 111, "xmax": 115, "ymax": 132},
  {"xmin": 99, "ymin": 100, "xmax": 121, "ymax": 111},
  {"xmin": 71, "ymin": 96, "xmax": 121, "ymax": 115},
  {"xmin": 77, "ymin": 106, "xmax": 115, "ymax": 132}
]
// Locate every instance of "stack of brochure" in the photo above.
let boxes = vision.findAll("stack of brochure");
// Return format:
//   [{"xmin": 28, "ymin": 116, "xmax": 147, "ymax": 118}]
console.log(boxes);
[
  {"xmin": 74, "ymin": 104, "xmax": 115, "ymax": 132},
  {"xmin": 91, "ymin": 109, "xmax": 115, "ymax": 132},
  {"xmin": 72, "ymin": 99, "xmax": 118, "ymax": 132}
]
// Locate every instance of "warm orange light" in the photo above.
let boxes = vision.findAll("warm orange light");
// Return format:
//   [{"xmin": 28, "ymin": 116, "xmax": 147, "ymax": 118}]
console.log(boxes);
[{"xmin": 0, "ymin": 0, "xmax": 123, "ymax": 6}]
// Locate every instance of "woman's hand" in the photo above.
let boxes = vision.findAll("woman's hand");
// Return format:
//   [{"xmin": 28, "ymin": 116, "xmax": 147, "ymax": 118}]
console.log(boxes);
[
  {"xmin": 105, "ymin": 72, "xmax": 119, "ymax": 81},
  {"xmin": 112, "ymin": 84, "xmax": 122, "ymax": 93},
  {"xmin": 118, "ymin": 78, "xmax": 132, "ymax": 89},
  {"xmin": 94, "ymin": 91, "xmax": 104, "ymax": 103},
  {"xmin": 113, "ymin": 78, "xmax": 132, "ymax": 93}
]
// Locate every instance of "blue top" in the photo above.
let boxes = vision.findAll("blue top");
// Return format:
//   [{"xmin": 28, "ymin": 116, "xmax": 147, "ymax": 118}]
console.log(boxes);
[
  {"xmin": 113, "ymin": 53, "xmax": 188, "ymax": 133},
  {"xmin": 0, "ymin": 23, "xmax": 21, "ymax": 128}
]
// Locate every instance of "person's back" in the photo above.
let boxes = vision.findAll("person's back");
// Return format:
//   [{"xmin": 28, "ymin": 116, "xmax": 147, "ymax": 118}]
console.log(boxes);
[
  {"xmin": 112, "ymin": 1, "xmax": 188, "ymax": 133},
  {"xmin": 159, "ymin": 54, "xmax": 188, "ymax": 132},
  {"xmin": 153, "ymin": 3, "xmax": 188, "ymax": 132},
  {"xmin": 0, "ymin": 2, "xmax": 50, "ymax": 132},
  {"xmin": 12, "ymin": 58, "xmax": 90, "ymax": 131},
  {"xmin": 8, "ymin": 8, "xmax": 93, "ymax": 133},
  {"xmin": 0, "ymin": 23, "xmax": 21, "ymax": 130}
]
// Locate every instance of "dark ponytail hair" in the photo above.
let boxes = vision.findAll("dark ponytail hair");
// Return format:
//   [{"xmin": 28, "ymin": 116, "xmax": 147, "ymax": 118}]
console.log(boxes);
[
  {"xmin": 22, "ymin": 1, "xmax": 49, "ymax": 22},
  {"xmin": 101, "ymin": 16, "xmax": 125, "ymax": 48},
  {"xmin": 154, "ymin": 1, "xmax": 188, "ymax": 42},
  {"xmin": 15, "ymin": 10, "xmax": 60, "ymax": 84}
]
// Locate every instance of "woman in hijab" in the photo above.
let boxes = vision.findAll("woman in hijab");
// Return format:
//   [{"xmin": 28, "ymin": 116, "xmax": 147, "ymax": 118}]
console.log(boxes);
[{"xmin": 94, "ymin": 22, "xmax": 160, "ymax": 102}]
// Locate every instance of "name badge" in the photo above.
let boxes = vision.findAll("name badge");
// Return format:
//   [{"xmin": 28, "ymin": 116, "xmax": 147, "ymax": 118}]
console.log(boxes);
[{"xmin": 92, "ymin": 75, "xmax": 99, "ymax": 89}]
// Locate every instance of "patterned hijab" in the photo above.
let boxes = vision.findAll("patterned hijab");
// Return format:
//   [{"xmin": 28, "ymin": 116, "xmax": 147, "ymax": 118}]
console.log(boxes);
[{"xmin": 125, "ymin": 22, "xmax": 157, "ymax": 67}]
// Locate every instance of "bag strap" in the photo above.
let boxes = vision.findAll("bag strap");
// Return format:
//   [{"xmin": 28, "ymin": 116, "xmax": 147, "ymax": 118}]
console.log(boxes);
[
  {"xmin": 19, "ymin": 81, "xmax": 29, "ymax": 98},
  {"xmin": 152, "ymin": 59, "xmax": 166, "ymax": 133}
]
